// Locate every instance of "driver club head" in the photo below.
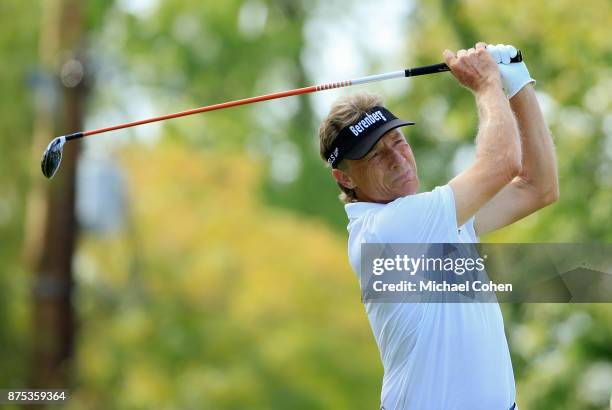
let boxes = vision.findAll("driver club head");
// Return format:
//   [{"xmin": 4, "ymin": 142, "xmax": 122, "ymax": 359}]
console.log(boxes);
[{"xmin": 41, "ymin": 136, "xmax": 66, "ymax": 179}]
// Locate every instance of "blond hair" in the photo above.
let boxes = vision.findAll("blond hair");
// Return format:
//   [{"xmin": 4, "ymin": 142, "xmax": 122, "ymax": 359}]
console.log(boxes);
[{"xmin": 318, "ymin": 92, "xmax": 384, "ymax": 203}]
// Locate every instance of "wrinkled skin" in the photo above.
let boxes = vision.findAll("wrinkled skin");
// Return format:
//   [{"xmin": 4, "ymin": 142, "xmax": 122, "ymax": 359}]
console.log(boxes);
[{"xmin": 332, "ymin": 129, "xmax": 419, "ymax": 203}]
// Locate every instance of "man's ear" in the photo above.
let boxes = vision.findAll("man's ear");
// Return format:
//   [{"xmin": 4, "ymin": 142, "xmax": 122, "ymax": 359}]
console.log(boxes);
[{"xmin": 332, "ymin": 167, "xmax": 356, "ymax": 189}]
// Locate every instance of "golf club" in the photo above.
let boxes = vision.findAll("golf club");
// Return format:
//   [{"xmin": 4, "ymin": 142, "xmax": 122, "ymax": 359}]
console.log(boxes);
[{"xmin": 41, "ymin": 51, "xmax": 522, "ymax": 179}]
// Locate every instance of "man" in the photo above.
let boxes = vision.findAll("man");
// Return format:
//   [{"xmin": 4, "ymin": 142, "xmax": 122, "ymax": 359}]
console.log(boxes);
[{"xmin": 318, "ymin": 43, "xmax": 559, "ymax": 409}]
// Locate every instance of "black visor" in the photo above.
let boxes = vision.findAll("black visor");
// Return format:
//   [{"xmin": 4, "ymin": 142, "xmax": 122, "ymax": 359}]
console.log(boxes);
[{"xmin": 325, "ymin": 106, "xmax": 415, "ymax": 168}]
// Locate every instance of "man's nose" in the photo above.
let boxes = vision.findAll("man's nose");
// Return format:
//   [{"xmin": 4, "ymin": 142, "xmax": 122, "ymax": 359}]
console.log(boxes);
[{"xmin": 388, "ymin": 149, "xmax": 406, "ymax": 169}]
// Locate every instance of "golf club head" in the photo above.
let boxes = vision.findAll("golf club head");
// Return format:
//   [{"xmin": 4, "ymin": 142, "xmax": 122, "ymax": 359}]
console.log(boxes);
[{"xmin": 41, "ymin": 136, "xmax": 66, "ymax": 179}]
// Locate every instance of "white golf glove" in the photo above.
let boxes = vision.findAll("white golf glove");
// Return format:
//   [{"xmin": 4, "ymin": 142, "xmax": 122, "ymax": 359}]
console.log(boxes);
[{"xmin": 487, "ymin": 44, "xmax": 535, "ymax": 98}]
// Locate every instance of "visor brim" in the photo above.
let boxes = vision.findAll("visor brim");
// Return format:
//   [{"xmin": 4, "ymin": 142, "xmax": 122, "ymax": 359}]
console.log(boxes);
[{"xmin": 342, "ymin": 119, "xmax": 415, "ymax": 160}]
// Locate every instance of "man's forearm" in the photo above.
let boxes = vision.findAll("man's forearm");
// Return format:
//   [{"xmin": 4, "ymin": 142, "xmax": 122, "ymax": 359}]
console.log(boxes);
[
  {"xmin": 475, "ymin": 85, "xmax": 522, "ymax": 177},
  {"xmin": 510, "ymin": 85, "xmax": 559, "ymax": 201}
]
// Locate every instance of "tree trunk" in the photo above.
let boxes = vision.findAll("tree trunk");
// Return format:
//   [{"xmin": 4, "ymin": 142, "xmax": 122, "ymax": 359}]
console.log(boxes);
[{"xmin": 25, "ymin": 0, "xmax": 86, "ymax": 399}]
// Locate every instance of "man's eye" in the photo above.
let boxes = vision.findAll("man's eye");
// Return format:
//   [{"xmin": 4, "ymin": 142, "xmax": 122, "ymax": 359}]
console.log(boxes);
[
  {"xmin": 394, "ymin": 139, "xmax": 405, "ymax": 146},
  {"xmin": 369, "ymin": 152, "xmax": 379, "ymax": 160}
]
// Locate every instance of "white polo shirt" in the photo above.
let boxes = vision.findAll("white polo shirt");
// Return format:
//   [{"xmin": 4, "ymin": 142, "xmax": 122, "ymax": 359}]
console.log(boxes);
[{"xmin": 346, "ymin": 185, "xmax": 516, "ymax": 410}]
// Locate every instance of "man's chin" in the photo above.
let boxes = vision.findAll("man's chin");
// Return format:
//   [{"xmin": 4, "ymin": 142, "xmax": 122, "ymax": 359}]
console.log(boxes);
[
  {"xmin": 402, "ymin": 184, "xmax": 419, "ymax": 196},
  {"xmin": 395, "ymin": 175, "xmax": 419, "ymax": 196}
]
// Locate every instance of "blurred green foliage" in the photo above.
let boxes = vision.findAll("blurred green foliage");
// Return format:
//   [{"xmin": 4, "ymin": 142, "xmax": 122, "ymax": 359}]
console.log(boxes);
[
  {"xmin": 0, "ymin": 0, "xmax": 611, "ymax": 409},
  {"xmin": 65, "ymin": 145, "xmax": 380, "ymax": 409}
]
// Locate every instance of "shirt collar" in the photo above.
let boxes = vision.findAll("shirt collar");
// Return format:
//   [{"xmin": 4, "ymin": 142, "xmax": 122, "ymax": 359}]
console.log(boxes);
[{"xmin": 345, "ymin": 201, "xmax": 385, "ymax": 220}]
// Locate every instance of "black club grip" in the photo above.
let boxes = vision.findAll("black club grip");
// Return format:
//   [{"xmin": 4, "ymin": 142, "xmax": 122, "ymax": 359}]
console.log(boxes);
[{"xmin": 405, "ymin": 49, "xmax": 523, "ymax": 77}]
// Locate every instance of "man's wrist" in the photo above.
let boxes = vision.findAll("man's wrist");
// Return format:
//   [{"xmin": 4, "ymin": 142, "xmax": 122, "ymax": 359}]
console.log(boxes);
[
  {"xmin": 509, "ymin": 82, "xmax": 535, "ymax": 102},
  {"xmin": 475, "ymin": 82, "xmax": 515, "ymax": 124},
  {"xmin": 506, "ymin": 76, "xmax": 536, "ymax": 99},
  {"xmin": 474, "ymin": 79, "xmax": 506, "ymax": 99}
]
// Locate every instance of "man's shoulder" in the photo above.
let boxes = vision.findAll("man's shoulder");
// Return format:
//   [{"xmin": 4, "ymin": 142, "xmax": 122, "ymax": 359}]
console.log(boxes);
[
  {"xmin": 375, "ymin": 185, "xmax": 454, "ymax": 224},
  {"xmin": 346, "ymin": 185, "xmax": 457, "ymax": 244}
]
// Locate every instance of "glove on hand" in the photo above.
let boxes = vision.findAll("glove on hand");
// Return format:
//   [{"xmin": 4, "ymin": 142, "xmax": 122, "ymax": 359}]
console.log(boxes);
[{"xmin": 487, "ymin": 44, "xmax": 535, "ymax": 98}]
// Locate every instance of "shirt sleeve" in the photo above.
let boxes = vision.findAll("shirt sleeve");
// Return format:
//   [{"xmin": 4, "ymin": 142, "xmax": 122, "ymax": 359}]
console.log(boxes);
[
  {"xmin": 462, "ymin": 216, "xmax": 479, "ymax": 242},
  {"xmin": 371, "ymin": 185, "xmax": 459, "ymax": 243}
]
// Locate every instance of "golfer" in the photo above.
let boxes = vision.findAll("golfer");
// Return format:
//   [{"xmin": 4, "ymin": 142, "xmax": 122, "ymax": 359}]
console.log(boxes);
[{"xmin": 319, "ymin": 43, "xmax": 558, "ymax": 410}]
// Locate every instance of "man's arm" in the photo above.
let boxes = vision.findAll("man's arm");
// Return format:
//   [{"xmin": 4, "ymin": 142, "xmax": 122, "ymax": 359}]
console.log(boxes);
[
  {"xmin": 474, "ymin": 84, "xmax": 559, "ymax": 235},
  {"xmin": 444, "ymin": 44, "xmax": 522, "ymax": 228}
]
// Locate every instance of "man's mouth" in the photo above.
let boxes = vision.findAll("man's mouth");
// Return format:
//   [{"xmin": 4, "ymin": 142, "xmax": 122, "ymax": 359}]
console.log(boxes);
[{"xmin": 393, "ymin": 169, "xmax": 415, "ymax": 183}]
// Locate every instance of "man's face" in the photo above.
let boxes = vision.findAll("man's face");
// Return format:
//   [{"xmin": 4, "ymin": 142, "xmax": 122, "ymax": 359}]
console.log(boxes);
[{"xmin": 335, "ymin": 129, "xmax": 419, "ymax": 203}]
